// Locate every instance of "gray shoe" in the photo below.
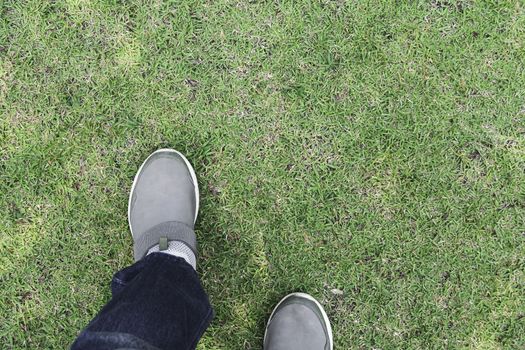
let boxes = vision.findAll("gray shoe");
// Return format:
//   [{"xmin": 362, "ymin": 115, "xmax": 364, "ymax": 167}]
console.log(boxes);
[
  {"xmin": 128, "ymin": 149, "xmax": 199, "ymax": 261},
  {"xmin": 264, "ymin": 293, "xmax": 333, "ymax": 350}
]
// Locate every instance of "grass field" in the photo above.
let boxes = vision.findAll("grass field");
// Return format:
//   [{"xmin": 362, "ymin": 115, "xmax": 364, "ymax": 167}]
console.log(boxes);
[{"xmin": 1, "ymin": 0, "xmax": 524, "ymax": 348}]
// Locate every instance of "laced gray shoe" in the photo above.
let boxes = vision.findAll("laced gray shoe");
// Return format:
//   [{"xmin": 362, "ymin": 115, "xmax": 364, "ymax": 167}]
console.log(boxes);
[
  {"xmin": 264, "ymin": 293, "xmax": 333, "ymax": 350},
  {"xmin": 128, "ymin": 149, "xmax": 199, "ymax": 261}
]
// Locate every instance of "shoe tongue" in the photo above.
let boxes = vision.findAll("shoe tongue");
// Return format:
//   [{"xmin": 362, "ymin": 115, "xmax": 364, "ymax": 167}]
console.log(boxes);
[
  {"xmin": 159, "ymin": 236, "xmax": 168, "ymax": 251},
  {"xmin": 133, "ymin": 221, "xmax": 196, "ymax": 261}
]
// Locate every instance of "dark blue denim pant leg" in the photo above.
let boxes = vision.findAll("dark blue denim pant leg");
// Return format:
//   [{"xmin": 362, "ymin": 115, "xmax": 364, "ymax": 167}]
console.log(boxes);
[{"xmin": 71, "ymin": 253, "xmax": 213, "ymax": 350}]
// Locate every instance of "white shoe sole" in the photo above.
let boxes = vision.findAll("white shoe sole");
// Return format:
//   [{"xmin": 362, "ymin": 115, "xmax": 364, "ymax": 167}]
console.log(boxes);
[
  {"xmin": 264, "ymin": 292, "xmax": 334, "ymax": 349},
  {"xmin": 127, "ymin": 148, "xmax": 200, "ymax": 238}
]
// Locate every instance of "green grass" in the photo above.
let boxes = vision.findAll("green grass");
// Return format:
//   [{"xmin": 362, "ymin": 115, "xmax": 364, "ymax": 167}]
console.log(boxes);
[{"xmin": 1, "ymin": 0, "xmax": 524, "ymax": 348}]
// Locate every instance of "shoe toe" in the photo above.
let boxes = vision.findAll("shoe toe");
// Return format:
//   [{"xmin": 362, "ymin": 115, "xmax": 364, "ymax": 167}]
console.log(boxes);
[
  {"xmin": 129, "ymin": 150, "xmax": 197, "ymax": 237},
  {"xmin": 264, "ymin": 294, "xmax": 331, "ymax": 350}
]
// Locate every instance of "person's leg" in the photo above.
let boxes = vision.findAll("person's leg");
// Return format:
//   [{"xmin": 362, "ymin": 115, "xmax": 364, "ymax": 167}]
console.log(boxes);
[
  {"xmin": 71, "ymin": 253, "xmax": 212, "ymax": 350},
  {"xmin": 264, "ymin": 293, "xmax": 333, "ymax": 350},
  {"xmin": 72, "ymin": 149, "xmax": 213, "ymax": 350}
]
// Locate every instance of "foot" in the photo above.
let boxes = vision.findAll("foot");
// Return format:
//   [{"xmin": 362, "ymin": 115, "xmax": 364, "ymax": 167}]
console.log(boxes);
[
  {"xmin": 264, "ymin": 293, "xmax": 333, "ymax": 350},
  {"xmin": 128, "ymin": 149, "xmax": 199, "ymax": 262}
]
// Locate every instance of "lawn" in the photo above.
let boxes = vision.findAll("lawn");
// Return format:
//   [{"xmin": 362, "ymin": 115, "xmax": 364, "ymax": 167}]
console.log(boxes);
[{"xmin": 1, "ymin": 0, "xmax": 524, "ymax": 349}]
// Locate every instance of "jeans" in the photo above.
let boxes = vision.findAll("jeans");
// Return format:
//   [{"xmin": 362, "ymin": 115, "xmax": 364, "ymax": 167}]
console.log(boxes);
[{"xmin": 71, "ymin": 253, "xmax": 214, "ymax": 350}]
